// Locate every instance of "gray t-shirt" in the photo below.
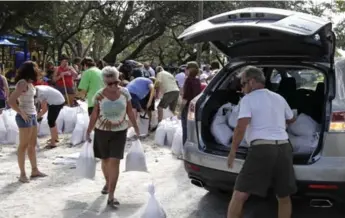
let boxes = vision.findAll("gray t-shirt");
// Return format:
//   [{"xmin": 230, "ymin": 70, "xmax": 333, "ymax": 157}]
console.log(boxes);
[{"xmin": 35, "ymin": 85, "xmax": 65, "ymax": 106}]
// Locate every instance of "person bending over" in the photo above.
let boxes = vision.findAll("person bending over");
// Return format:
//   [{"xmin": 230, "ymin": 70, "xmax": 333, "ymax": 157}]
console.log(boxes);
[{"xmin": 35, "ymin": 85, "xmax": 65, "ymax": 149}]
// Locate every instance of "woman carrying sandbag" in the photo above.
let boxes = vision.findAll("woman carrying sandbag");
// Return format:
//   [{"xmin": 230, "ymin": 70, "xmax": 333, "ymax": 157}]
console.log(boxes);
[
  {"xmin": 8, "ymin": 61, "xmax": 47, "ymax": 183},
  {"xmin": 179, "ymin": 62, "xmax": 201, "ymax": 145},
  {"xmin": 86, "ymin": 66, "xmax": 140, "ymax": 209},
  {"xmin": 35, "ymin": 85, "xmax": 65, "ymax": 149}
]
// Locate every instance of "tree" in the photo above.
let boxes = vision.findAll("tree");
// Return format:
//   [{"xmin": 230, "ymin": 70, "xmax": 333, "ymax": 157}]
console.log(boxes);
[{"xmin": 99, "ymin": 1, "xmax": 197, "ymax": 64}]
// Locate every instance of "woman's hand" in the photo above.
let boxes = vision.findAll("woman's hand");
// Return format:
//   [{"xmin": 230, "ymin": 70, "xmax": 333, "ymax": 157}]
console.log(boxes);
[
  {"xmin": 86, "ymin": 130, "xmax": 92, "ymax": 142},
  {"xmin": 20, "ymin": 112, "xmax": 29, "ymax": 123}
]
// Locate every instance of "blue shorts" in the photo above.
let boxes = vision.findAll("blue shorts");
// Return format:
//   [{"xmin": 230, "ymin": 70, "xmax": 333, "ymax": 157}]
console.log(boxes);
[
  {"xmin": 130, "ymin": 93, "xmax": 142, "ymax": 111},
  {"xmin": 15, "ymin": 114, "xmax": 37, "ymax": 128}
]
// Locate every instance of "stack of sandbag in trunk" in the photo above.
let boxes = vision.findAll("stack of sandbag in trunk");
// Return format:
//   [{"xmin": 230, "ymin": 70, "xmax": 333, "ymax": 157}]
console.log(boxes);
[
  {"xmin": 287, "ymin": 113, "xmax": 320, "ymax": 153},
  {"xmin": 210, "ymin": 102, "xmax": 249, "ymax": 147}
]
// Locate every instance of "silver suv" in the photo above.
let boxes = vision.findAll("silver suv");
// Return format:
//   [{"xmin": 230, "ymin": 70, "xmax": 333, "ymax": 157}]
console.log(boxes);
[{"xmin": 179, "ymin": 7, "xmax": 345, "ymax": 205}]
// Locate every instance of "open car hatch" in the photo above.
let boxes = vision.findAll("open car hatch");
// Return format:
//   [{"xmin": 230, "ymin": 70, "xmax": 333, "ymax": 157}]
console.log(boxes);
[{"xmin": 178, "ymin": 7, "xmax": 335, "ymax": 62}]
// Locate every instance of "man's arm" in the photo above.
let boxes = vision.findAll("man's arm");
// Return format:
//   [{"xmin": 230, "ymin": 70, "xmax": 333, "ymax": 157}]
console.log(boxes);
[
  {"xmin": 1, "ymin": 75, "xmax": 9, "ymax": 99},
  {"xmin": 147, "ymin": 84, "xmax": 155, "ymax": 108},
  {"xmin": 78, "ymin": 71, "xmax": 89, "ymax": 99},
  {"xmin": 284, "ymin": 100, "xmax": 296, "ymax": 124}
]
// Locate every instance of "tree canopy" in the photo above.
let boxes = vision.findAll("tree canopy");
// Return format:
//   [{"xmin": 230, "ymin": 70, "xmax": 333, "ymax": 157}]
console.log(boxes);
[{"xmin": 1, "ymin": 0, "xmax": 344, "ymax": 65}]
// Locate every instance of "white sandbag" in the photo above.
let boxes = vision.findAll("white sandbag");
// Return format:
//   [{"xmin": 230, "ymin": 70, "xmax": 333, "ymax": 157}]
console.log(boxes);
[
  {"xmin": 163, "ymin": 109, "xmax": 174, "ymax": 119},
  {"xmin": 38, "ymin": 114, "xmax": 50, "ymax": 137},
  {"xmin": 70, "ymin": 113, "xmax": 86, "ymax": 146},
  {"xmin": 125, "ymin": 139, "xmax": 148, "ymax": 172},
  {"xmin": 56, "ymin": 109, "xmax": 64, "ymax": 134},
  {"xmin": 63, "ymin": 106, "xmax": 78, "ymax": 133},
  {"xmin": 171, "ymin": 126, "xmax": 183, "ymax": 156},
  {"xmin": 127, "ymin": 127, "xmax": 136, "ymax": 139},
  {"xmin": 138, "ymin": 113, "xmax": 149, "ymax": 136},
  {"xmin": 150, "ymin": 110, "xmax": 158, "ymax": 128},
  {"xmin": 287, "ymin": 113, "xmax": 320, "ymax": 136},
  {"xmin": 81, "ymin": 113, "xmax": 90, "ymax": 141},
  {"xmin": 2, "ymin": 110, "xmax": 19, "ymax": 144},
  {"xmin": 141, "ymin": 184, "xmax": 167, "ymax": 218},
  {"xmin": 227, "ymin": 105, "xmax": 239, "ymax": 128},
  {"xmin": 154, "ymin": 120, "xmax": 167, "ymax": 146},
  {"xmin": 165, "ymin": 118, "xmax": 180, "ymax": 147},
  {"xmin": 0, "ymin": 114, "xmax": 7, "ymax": 143},
  {"xmin": 76, "ymin": 133, "xmax": 96, "ymax": 180},
  {"xmin": 289, "ymin": 133, "xmax": 319, "ymax": 153},
  {"xmin": 211, "ymin": 103, "xmax": 234, "ymax": 146}
]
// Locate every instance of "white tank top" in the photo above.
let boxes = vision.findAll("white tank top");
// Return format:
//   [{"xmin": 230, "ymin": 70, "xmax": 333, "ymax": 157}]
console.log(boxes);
[{"xmin": 17, "ymin": 80, "xmax": 36, "ymax": 115}]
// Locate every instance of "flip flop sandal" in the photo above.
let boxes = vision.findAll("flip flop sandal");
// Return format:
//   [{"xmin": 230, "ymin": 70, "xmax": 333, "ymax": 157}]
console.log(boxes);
[
  {"xmin": 44, "ymin": 145, "xmax": 57, "ymax": 149},
  {"xmin": 47, "ymin": 139, "xmax": 60, "ymax": 143},
  {"xmin": 107, "ymin": 198, "xmax": 120, "ymax": 208},
  {"xmin": 101, "ymin": 185, "xmax": 108, "ymax": 195},
  {"xmin": 30, "ymin": 172, "xmax": 47, "ymax": 179}
]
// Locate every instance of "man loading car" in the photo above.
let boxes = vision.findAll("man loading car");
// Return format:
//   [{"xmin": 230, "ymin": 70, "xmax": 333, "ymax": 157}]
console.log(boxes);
[{"xmin": 227, "ymin": 66, "xmax": 296, "ymax": 218}]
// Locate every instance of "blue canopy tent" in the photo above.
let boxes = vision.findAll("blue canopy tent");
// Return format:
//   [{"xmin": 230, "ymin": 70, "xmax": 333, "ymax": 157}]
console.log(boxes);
[{"xmin": 0, "ymin": 39, "xmax": 18, "ymax": 70}]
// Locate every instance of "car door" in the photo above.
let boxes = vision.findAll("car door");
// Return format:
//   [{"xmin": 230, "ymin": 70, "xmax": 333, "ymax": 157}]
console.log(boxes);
[{"xmin": 178, "ymin": 7, "xmax": 335, "ymax": 63}]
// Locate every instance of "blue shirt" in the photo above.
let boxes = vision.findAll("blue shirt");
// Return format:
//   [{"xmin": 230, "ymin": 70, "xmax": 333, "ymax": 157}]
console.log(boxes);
[{"xmin": 127, "ymin": 77, "xmax": 152, "ymax": 99}]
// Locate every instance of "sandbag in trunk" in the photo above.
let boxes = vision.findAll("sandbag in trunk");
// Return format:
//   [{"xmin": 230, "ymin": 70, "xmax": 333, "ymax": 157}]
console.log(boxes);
[
  {"xmin": 289, "ymin": 133, "xmax": 319, "ymax": 153},
  {"xmin": 211, "ymin": 103, "xmax": 234, "ymax": 146},
  {"xmin": 125, "ymin": 139, "xmax": 148, "ymax": 172},
  {"xmin": 287, "ymin": 113, "xmax": 320, "ymax": 136}
]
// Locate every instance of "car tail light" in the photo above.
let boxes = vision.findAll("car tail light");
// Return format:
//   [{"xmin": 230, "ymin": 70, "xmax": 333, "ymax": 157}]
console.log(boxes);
[
  {"xmin": 308, "ymin": 184, "xmax": 338, "ymax": 190},
  {"xmin": 329, "ymin": 111, "xmax": 345, "ymax": 132},
  {"xmin": 188, "ymin": 101, "xmax": 195, "ymax": 121}
]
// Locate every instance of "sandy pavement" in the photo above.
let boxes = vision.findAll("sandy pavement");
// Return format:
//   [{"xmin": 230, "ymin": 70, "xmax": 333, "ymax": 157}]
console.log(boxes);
[{"xmin": 0, "ymin": 133, "xmax": 215, "ymax": 218}]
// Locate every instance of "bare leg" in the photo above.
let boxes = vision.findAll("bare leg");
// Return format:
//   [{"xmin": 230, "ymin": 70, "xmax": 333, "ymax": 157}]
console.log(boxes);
[
  {"xmin": 28, "ymin": 125, "xmax": 46, "ymax": 177},
  {"xmin": 102, "ymin": 159, "xmax": 109, "ymax": 187},
  {"xmin": 17, "ymin": 128, "xmax": 30, "ymax": 183},
  {"xmin": 107, "ymin": 158, "xmax": 120, "ymax": 202},
  {"xmin": 147, "ymin": 110, "xmax": 152, "ymax": 130},
  {"xmin": 277, "ymin": 196, "xmax": 292, "ymax": 218},
  {"xmin": 227, "ymin": 191, "xmax": 249, "ymax": 218},
  {"xmin": 158, "ymin": 107, "xmax": 163, "ymax": 123},
  {"xmin": 49, "ymin": 126, "xmax": 59, "ymax": 146}
]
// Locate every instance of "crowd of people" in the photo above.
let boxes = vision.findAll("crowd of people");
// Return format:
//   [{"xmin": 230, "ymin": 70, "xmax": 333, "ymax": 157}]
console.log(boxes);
[{"xmin": 0, "ymin": 54, "xmax": 220, "ymax": 206}]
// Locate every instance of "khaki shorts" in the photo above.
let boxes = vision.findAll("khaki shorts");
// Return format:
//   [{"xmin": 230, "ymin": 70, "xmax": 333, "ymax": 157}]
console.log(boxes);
[
  {"xmin": 234, "ymin": 142, "xmax": 297, "ymax": 198},
  {"xmin": 158, "ymin": 91, "xmax": 179, "ymax": 112}
]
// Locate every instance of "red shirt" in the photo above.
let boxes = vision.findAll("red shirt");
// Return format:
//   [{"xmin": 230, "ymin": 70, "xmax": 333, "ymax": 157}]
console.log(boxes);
[
  {"xmin": 56, "ymin": 66, "xmax": 74, "ymax": 88},
  {"xmin": 200, "ymin": 82, "xmax": 207, "ymax": 91},
  {"xmin": 183, "ymin": 77, "xmax": 201, "ymax": 103}
]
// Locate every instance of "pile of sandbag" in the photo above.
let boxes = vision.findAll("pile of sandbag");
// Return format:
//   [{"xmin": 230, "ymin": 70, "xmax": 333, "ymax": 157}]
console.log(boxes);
[
  {"xmin": 1, "ymin": 109, "xmax": 19, "ymax": 145},
  {"xmin": 211, "ymin": 102, "xmax": 249, "ymax": 147},
  {"xmin": 154, "ymin": 117, "xmax": 181, "ymax": 146},
  {"xmin": 171, "ymin": 125, "xmax": 183, "ymax": 157},
  {"xmin": 288, "ymin": 113, "xmax": 320, "ymax": 153}
]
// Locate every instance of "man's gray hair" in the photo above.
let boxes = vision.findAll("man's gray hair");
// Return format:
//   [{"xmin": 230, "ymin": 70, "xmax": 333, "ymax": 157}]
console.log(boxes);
[
  {"xmin": 241, "ymin": 66, "xmax": 266, "ymax": 84},
  {"xmin": 102, "ymin": 66, "xmax": 120, "ymax": 80}
]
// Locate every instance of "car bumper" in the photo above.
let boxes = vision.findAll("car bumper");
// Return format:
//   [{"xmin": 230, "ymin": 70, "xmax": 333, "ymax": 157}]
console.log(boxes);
[
  {"xmin": 185, "ymin": 160, "xmax": 345, "ymax": 202},
  {"xmin": 183, "ymin": 141, "xmax": 345, "ymax": 201}
]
